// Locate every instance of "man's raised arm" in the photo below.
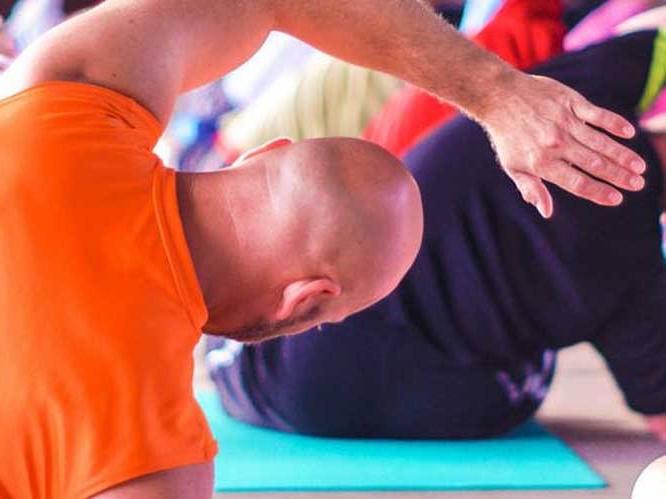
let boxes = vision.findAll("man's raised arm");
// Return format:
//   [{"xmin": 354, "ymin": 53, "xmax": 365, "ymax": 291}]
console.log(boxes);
[
  {"xmin": 269, "ymin": 0, "xmax": 645, "ymax": 217},
  {"xmin": 5, "ymin": 0, "xmax": 645, "ymax": 217}
]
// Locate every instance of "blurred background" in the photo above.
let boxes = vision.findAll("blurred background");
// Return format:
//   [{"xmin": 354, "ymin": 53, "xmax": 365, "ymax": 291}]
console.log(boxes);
[{"xmin": 3, "ymin": 2, "xmax": 666, "ymax": 498}]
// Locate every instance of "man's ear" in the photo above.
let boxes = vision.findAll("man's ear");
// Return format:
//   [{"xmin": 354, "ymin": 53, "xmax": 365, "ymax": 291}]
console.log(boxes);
[
  {"xmin": 234, "ymin": 137, "xmax": 294, "ymax": 164},
  {"xmin": 274, "ymin": 278, "xmax": 342, "ymax": 322}
]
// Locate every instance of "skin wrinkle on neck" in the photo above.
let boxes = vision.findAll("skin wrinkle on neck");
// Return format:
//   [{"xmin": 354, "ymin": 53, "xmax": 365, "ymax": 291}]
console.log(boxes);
[
  {"xmin": 219, "ymin": 175, "xmax": 244, "ymax": 262},
  {"xmin": 262, "ymin": 160, "xmax": 280, "ymax": 221}
]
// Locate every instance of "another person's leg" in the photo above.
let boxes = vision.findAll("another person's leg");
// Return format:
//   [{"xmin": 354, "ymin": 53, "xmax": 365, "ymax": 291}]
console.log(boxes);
[{"xmin": 208, "ymin": 290, "xmax": 555, "ymax": 440}]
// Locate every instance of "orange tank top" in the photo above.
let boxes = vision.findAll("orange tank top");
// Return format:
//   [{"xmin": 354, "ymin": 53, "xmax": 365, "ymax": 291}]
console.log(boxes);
[{"xmin": 0, "ymin": 82, "xmax": 217, "ymax": 499}]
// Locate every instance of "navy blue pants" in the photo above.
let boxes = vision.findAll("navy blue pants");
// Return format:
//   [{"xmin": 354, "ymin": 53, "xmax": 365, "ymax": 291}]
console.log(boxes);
[{"xmin": 207, "ymin": 318, "xmax": 555, "ymax": 439}]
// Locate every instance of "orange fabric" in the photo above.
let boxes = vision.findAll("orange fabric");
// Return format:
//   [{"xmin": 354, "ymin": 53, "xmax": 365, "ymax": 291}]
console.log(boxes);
[
  {"xmin": 0, "ymin": 82, "xmax": 217, "ymax": 499},
  {"xmin": 362, "ymin": 0, "xmax": 565, "ymax": 157}
]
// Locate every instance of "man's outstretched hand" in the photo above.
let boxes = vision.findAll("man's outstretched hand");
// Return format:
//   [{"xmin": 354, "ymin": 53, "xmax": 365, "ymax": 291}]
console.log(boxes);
[{"xmin": 481, "ymin": 73, "xmax": 646, "ymax": 218}]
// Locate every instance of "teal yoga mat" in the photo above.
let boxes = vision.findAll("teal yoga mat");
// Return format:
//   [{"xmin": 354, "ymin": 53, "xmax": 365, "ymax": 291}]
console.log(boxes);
[{"xmin": 197, "ymin": 390, "xmax": 606, "ymax": 492}]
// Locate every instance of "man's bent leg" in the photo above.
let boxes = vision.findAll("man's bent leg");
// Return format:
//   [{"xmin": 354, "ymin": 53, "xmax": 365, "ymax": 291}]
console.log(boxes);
[{"xmin": 91, "ymin": 462, "xmax": 213, "ymax": 499}]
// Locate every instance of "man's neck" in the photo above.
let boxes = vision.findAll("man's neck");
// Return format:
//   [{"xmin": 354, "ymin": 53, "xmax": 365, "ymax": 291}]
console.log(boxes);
[
  {"xmin": 176, "ymin": 171, "xmax": 241, "ymax": 317},
  {"xmin": 175, "ymin": 169, "xmax": 280, "ymax": 333}
]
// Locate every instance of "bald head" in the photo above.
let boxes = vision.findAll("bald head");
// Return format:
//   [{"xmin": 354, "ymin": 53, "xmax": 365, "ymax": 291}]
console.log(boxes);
[
  {"xmin": 268, "ymin": 137, "xmax": 424, "ymax": 306},
  {"xmin": 178, "ymin": 136, "xmax": 423, "ymax": 342}
]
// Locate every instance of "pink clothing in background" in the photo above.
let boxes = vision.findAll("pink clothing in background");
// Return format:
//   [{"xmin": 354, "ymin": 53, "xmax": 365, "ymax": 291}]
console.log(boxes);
[{"xmin": 565, "ymin": 0, "xmax": 655, "ymax": 51}]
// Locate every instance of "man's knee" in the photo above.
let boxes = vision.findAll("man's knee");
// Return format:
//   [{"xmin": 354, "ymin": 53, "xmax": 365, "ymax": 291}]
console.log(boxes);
[{"xmin": 90, "ymin": 462, "xmax": 213, "ymax": 499}]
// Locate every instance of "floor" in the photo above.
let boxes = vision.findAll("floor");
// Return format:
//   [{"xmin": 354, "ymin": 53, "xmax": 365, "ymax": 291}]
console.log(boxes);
[{"xmin": 196, "ymin": 343, "xmax": 666, "ymax": 499}]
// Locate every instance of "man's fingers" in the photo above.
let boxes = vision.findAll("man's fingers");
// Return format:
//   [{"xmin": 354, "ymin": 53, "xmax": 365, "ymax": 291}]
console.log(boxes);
[
  {"xmin": 510, "ymin": 171, "xmax": 553, "ymax": 218},
  {"xmin": 483, "ymin": 75, "xmax": 647, "ymax": 210},
  {"xmin": 569, "ymin": 120, "xmax": 646, "ymax": 175},
  {"xmin": 537, "ymin": 160, "xmax": 623, "ymax": 207},
  {"xmin": 561, "ymin": 142, "xmax": 645, "ymax": 192},
  {"xmin": 572, "ymin": 97, "xmax": 636, "ymax": 139}
]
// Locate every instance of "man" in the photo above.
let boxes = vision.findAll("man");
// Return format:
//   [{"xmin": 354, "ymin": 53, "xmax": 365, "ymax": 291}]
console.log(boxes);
[
  {"xmin": 210, "ymin": 30, "xmax": 666, "ymax": 441},
  {"xmin": 0, "ymin": 1, "xmax": 647, "ymax": 498}
]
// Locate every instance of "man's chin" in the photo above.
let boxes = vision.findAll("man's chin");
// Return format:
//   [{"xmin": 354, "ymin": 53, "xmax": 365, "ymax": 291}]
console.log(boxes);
[
  {"xmin": 220, "ymin": 329, "xmax": 285, "ymax": 344},
  {"xmin": 206, "ymin": 320, "xmax": 317, "ymax": 344}
]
